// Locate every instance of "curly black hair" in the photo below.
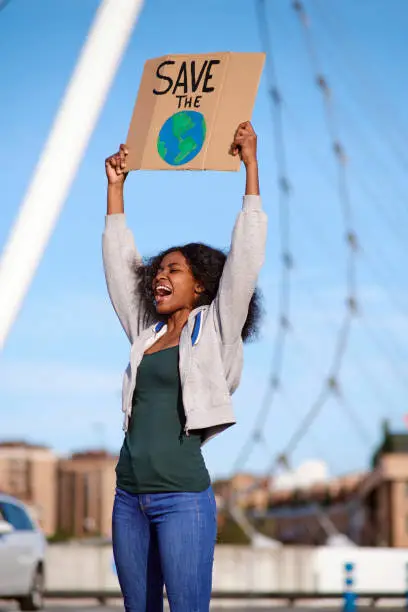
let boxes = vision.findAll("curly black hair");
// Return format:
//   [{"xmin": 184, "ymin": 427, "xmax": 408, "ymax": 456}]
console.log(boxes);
[{"xmin": 133, "ymin": 243, "xmax": 262, "ymax": 342}]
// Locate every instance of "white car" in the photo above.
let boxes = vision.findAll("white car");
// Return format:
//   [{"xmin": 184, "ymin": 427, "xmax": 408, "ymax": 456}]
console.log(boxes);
[{"xmin": 0, "ymin": 494, "xmax": 45, "ymax": 610}]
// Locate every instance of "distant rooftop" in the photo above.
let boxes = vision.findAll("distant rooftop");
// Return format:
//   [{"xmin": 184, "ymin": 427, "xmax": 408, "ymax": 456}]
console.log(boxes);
[
  {"xmin": 70, "ymin": 449, "xmax": 117, "ymax": 461},
  {"xmin": 372, "ymin": 420, "xmax": 408, "ymax": 467},
  {"xmin": 0, "ymin": 440, "xmax": 49, "ymax": 450}
]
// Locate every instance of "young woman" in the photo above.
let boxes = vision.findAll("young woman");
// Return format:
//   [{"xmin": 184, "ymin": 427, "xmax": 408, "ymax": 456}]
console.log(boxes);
[{"xmin": 103, "ymin": 121, "xmax": 267, "ymax": 612}]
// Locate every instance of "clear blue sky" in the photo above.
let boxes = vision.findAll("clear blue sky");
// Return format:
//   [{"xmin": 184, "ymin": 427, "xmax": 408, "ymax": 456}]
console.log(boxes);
[{"xmin": 1, "ymin": 0, "xmax": 408, "ymax": 480}]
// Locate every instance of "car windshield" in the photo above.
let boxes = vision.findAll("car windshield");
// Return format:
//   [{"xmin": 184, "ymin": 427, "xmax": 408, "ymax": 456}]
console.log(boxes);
[{"xmin": 0, "ymin": 501, "xmax": 34, "ymax": 531}]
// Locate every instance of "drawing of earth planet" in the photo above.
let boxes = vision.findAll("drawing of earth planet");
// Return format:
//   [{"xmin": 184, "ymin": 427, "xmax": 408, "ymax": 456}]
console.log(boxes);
[{"xmin": 157, "ymin": 110, "xmax": 207, "ymax": 166}]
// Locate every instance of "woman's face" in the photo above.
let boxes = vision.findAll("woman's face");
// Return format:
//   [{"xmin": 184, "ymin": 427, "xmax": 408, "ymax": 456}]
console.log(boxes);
[{"xmin": 153, "ymin": 251, "xmax": 202, "ymax": 315}]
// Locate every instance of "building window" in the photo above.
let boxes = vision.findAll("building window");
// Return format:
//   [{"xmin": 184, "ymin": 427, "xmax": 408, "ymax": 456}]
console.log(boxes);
[{"xmin": 8, "ymin": 459, "xmax": 29, "ymax": 497}]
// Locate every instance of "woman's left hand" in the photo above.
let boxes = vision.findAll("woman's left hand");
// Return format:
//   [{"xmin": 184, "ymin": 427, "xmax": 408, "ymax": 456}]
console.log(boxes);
[{"xmin": 231, "ymin": 121, "xmax": 258, "ymax": 167}]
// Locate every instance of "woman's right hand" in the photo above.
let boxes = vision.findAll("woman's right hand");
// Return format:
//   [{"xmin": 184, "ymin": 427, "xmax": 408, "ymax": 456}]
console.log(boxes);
[{"xmin": 105, "ymin": 144, "xmax": 128, "ymax": 186}]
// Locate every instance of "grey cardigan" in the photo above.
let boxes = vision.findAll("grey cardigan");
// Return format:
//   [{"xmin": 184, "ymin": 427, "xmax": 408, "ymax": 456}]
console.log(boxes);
[{"xmin": 102, "ymin": 194, "xmax": 267, "ymax": 443}]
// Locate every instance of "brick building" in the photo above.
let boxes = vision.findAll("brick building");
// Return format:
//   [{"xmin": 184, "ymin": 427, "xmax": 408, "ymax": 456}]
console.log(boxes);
[
  {"xmin": 57, "ymin": 450, "xmax": 117, "ymax": 539},
  {"xmin": 0, "ymin": 442, "xmax": 117, "ymax": 539},
  {"xmin": 243, "ymin": 424, "xmax": 408, "ymax": 548},
  {"xmin": 0, "ymin": 441, "xmax": 58, "ymax": 535},
  {"xmin": 4, "ymin": 421, "xmax": 408, "ymax": 545}
]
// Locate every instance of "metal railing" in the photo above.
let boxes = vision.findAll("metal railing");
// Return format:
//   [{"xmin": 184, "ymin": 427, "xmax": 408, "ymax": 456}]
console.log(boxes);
[{"xmin": 45, "ymin": 589, "xmax": 408, "ymax": 605}]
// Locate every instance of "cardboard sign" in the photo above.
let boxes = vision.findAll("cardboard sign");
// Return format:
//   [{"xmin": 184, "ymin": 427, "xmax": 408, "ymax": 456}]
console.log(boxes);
[{"xmin": 125, "ymin": 52, "xmax": 265, "ymax": 172}]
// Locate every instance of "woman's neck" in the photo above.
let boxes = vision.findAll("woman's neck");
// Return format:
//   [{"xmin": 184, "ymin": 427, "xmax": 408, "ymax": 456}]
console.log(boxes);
[{"xmin": 165, "ymin": 308, "xmax": 192, "ymax": 335}]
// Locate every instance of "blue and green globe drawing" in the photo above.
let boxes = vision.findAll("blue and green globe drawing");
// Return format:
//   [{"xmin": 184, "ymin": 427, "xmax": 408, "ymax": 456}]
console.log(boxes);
[{"xmin": 157, "ymin": 110, "xmax": 207, "ymax": 166}]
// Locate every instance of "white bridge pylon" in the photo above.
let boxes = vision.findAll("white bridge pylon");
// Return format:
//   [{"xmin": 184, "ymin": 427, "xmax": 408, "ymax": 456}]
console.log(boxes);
[{"xmin": 0, "ymin": 0, "xmax": 144, "ymax": 351}]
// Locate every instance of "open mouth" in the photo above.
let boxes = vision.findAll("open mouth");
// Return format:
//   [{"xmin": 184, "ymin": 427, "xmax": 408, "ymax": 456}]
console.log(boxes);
[{"xmin": 154, "ymin": 284, "xmax": 173, "ymax": 304}]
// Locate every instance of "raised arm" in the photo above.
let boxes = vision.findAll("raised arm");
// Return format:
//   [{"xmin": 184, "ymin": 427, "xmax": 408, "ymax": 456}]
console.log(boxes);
[
  {"xmin": 102, "ymin": 145, "xmax": 149, "ymax": 343},
  {"xmin": 212, "ymin": 123, "xmax": 267, "ymax": 344}
]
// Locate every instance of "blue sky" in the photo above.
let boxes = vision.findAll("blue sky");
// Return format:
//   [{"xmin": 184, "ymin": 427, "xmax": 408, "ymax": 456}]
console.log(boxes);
[{"xmin": 1, "ymin": 0, "xmax": 408, "ymax": 480}]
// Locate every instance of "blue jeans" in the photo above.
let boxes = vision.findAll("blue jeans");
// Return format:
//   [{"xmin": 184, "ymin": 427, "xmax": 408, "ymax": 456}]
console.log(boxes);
[{"xmin": 112, "ymin": 486, "xmax": 217, "ymax": 612}]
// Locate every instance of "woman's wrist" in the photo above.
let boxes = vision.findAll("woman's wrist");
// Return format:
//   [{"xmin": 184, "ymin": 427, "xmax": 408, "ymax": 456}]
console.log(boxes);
[
  {"xmin": 244, "ymin": 159, "xmax": 260, "ymax": 195},
  {"xmin": 108, "ymin": 181, "xmax": 125, "ymax": 192},
  {"xmin": 107, "ymin": 182, "xmax": 125, "ymax": 215}
]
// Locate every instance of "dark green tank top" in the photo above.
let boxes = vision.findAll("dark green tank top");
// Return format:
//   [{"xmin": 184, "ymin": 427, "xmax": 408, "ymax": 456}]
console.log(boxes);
[{"xmin": 116, "ymin": 346, "xmax": 210, "ymax": 494}]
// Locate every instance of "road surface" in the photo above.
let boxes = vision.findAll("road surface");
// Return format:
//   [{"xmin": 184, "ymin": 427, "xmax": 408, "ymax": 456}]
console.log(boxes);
[{"xmin": 1, "ymin": 602, "xmax": 405, "ymax": 612}]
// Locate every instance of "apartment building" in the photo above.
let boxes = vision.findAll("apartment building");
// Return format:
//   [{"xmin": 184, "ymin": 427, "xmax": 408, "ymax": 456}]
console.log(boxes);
[
  {"xmin": 0, "ymin": 442, "xmax": 118, "ymax": 539},
  {"xmin": 213, "ymin": 472, "xmax": 269, "ymax": 512},
  {"xmin": 57, "ymin": 450, "xmax": 117, "ymax": 539},
  {"xmin": 261, "ymin": 472, "xmax": 366, "ymax": 545},
  {"xmin": 246, "ymin": 425, "xmax": 408, "ymax": 548},
  {"xmin": 4, "ymin": 422, "xmax": 408, "ymax": 545},
  {"xmin": 0, "ymin": 441, "xmax": 58, "ymax": 535}
]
